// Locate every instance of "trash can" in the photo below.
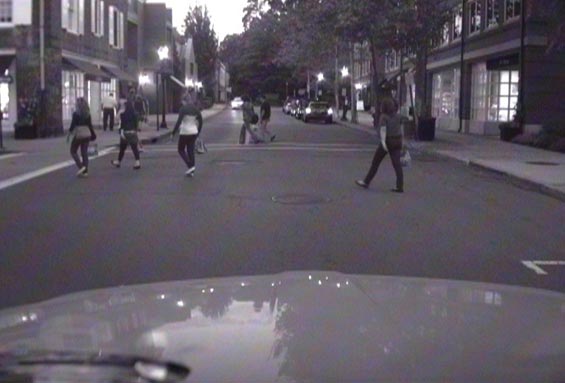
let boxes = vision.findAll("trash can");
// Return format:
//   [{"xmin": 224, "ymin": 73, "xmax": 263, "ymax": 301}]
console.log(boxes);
[{"xmin": 417, "ymin": 117, "xmax": 436, "ymax": 141}]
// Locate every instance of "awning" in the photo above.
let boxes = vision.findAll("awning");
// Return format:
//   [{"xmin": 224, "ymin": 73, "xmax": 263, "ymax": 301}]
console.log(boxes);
[
  {"xmin": 0, "ymin": 55, "xmax": 14, "ymax": 73},
  {"xmin": 63, "ymin": 57, "xmax": 111, "ymax": 82},
  {"xmin": 169, "ymin": 75, "xmax": 186, "ymax": 89},
  {"xmin": 102, "ymin": 65, "xmax": 137, "ymax": 83}
]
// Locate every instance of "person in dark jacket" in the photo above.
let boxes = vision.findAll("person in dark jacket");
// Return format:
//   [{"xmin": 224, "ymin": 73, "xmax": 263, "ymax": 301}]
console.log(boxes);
[
  {"xmin": 67, "ymin": 97, "xmax": 96, "ymax": 177},
  {"xmin": 111, "ymin": 100, "xmax": 141, "ymax": 169},
  {"xmin": 172, "ymin": 96, "xmax": 203, "ymax": 176},
  {"xmin": 356, "ymin": 97, "xmax": 404, "ymax": 192}
]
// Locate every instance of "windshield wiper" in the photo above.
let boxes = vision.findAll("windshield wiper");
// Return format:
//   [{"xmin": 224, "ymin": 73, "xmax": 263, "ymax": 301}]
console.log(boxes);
[{"xmin": 0, "ymin": 350, "xmax": 190, "ymax": 382}]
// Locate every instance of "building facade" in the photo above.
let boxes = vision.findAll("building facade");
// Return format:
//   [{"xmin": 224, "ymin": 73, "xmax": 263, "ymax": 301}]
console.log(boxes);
[
  {"xmin": 0, "ymin": 0, "xmax": 195, "ymax": 136},
  {"xmin": 426, "ymin": 0, "xmax": 563, "ymax": 135}
]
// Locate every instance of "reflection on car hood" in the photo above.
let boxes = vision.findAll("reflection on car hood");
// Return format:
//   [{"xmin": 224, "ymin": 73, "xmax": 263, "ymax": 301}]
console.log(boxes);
[{"xmin": 0, "ymin": 271, "xmax": 564, "ymax": 383}]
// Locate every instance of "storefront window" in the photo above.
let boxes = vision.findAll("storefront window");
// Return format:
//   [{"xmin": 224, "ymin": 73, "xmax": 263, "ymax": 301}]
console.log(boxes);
[
  {"xmin": 0, "ymin": 83, "xmax": 9, "ymax": 119},
  {"xmin": 62, "ymin": 71, "xmax": 85, "ymax": 120},
  {"xmin": 432, "ymin": 68, "xmax": 460, "ymax": 119},
  {"xmin": 472, "ymin": 63, "xmax": 519, "ymax": 122}
]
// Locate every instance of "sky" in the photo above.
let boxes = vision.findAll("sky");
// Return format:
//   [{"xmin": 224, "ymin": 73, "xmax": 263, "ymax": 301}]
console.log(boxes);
[{"xmin": 147, "ymin": 0, "xmax": 247, "ymax": 42}]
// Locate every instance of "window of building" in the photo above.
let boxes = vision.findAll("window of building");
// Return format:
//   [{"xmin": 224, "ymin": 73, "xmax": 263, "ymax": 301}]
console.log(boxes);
[
  {"xmin": 385, "ymin": 50, "xmax": 400, "ymax": 72},
  {"xmin": 505, "ymin": 0, "xmax": 521, "ymax": 21},
  {"xmin": 91, "ymin": 0, "xmax": 104, "ymax": 36},
  {"xmin": 0, "ymin": 0, "xmax": 12, "ymax": 23},
  {"xmin": 62, "ymin": 0, "xmax": 85, "ymax": 35},
  {"xmin": 100, "ymin": 79, "xmax": 117, "ymax": 100},
  {"xmin": 468, "ymin": 0, "xmax": 482, "ymax": 35},
  {"xmin": 62, "ymin": 71, "xmax": 85, "ymax": 121},
  {"xmin": 471, "ymin": 63, "xmax": 519, "ymax": 122},
  {"xmin": 432, "ymin": 68, "xmax": 460, "ymax": 119},
  {"xmin": 486, "ymin": 0, "xmax": 500, "ymax": 28},
  {"xmin": 452, "ymin": 6, "xmax": 463, "ymax": 40},
  {"xmin": 109, "ymin": 6, "xmax": 124, "ymax": 49}
]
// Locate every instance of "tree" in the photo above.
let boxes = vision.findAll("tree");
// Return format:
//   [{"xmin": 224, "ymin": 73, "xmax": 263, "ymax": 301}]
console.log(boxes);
[{"xmin": 183, "ymin": 6, "xmax": 218, "ymax": 99}]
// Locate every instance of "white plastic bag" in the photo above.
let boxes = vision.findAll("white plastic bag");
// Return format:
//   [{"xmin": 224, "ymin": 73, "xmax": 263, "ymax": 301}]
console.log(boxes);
[{"xmin": 400, "ymin": 148, "xmax": 411, "ymax": 167}]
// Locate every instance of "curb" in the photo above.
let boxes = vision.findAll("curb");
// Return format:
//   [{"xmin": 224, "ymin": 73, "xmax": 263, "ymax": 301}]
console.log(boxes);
[{"xmin": 336, "ymin": 119, "xmax": 565, "ymax": 202}]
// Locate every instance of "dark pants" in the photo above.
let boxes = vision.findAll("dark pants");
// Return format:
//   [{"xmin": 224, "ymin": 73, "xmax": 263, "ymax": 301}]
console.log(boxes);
[
  {"xmin": 70, "ymin": 138, "xmax": 90, "ymax": 170},
  {"xmin": 178, "ymin": 134, "xmax": 198, "ymax": 168},
  {"xmin": 118, "ymin": 133, "xmax": 140, "ymax": 161},
  {"xmin": 103, "ymin": 108, "xmax": 115, "ymax": 131},
  {"xmin": 341, "ymin": 106, "xmax": 349, "ymax": 121},
  {"xmin": 364, "ymin": 136, "xmax": 404, "ymax": 190}
]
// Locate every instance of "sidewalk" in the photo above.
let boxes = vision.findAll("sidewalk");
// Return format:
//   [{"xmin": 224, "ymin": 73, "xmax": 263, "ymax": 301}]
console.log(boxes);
[
  {"xmin": 0, "ymin": 104, "xmax": 227, "ymax": 184},
  {"xmin": 337, "ymin": 110, "xmax": 565, "ymax": 201}
]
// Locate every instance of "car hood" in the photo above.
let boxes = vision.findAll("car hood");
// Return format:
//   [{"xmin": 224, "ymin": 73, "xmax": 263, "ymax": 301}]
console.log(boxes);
[{"xmin": 1, "ymin": 271, "xmax": 564, "ymax": 383}]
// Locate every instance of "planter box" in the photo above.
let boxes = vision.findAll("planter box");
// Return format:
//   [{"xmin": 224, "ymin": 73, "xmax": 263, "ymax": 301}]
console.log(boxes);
[
  {"xmin": 14, "ymin": 123, "xmax": 38, "ymax": 139},
  {"xmin": 417, "ymin": 117, "xmax": 436, "ymax": 141}
]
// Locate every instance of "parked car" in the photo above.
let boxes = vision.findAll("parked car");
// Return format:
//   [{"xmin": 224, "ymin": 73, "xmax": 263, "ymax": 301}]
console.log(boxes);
[
  {"xmin": 303, "ymin": 101, "xmax": 333, "ymax": 124},
  {"xmin": 289, "ymin": 99, "xmax": 301, "ymax": 117},
  {"xmin": 231, "ymin": 97, "xmax": 244, "ymax": 109}
]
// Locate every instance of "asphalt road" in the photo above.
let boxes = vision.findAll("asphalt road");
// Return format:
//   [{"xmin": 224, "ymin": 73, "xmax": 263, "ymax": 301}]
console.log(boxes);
[{"xmin": 1, "ymin": 108, "xmax": 564, "ymax": 309}]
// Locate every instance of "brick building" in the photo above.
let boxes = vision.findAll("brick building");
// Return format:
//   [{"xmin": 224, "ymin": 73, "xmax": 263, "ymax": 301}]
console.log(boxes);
[{"xmin": 0, "ymin": 0, "xmax": 196, "ymax": 136}]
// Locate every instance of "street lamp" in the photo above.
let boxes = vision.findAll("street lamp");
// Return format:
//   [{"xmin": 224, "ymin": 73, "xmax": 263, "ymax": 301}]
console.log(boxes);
[
  {"xmin": 157, "ymin": 45, "xmax": 169, "ymax": 130},
  {"xmin": 341, "ymin": 66, "xmax": 349, "ymax": 77},
  {"xmin": 316, "ymin": 72, "xmax": 324, "ymax": 99}
]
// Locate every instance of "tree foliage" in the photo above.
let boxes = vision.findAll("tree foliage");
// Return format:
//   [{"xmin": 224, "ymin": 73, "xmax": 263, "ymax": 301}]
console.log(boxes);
[{"xmin": 183, "ymin": 5, "xmax": 218, "ymax": 98}]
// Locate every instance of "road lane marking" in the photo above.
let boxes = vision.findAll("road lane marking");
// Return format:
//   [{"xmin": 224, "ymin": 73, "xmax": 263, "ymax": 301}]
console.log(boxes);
[
  {"xmin": 0, "ymin": 147, "xmax": 114, "ymax": 192},
  {"xmin": 142, "ymin": 144, "xmax": 376, "ymax": 153},
  {"xmin": 521, "ymin": 260, "xmax": 565, "ymax": 275},
  {"xmin": 0, "ymin": 153, "xmax": 25, "ymax": 161}
]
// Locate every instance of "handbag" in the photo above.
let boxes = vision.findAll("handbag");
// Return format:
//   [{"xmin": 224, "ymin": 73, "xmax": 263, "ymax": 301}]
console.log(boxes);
[
  {"xmin": 74, "ymin": 125, "xmax": 91, "ymax": 140},
  {"xmin": 400, "ymin": 148, "xmax": 412, "ymax": 167}
]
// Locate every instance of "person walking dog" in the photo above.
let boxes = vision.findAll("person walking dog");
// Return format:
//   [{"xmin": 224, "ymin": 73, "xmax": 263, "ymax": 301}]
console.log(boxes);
[
  {"xmin": 240, "ymin": 95, "xmax": 263, "ymax": 144},
  {"xmin": 67, "ymin": 97, "xmax": 97, "ymax": 177},
  {"xmin": 356, "ymin": 97, "xmax": 404, "ymax": 193},
  {"xmin": 111, "ymin": 100, "xmax": 141, "ymax": 170},
  {"xmin": 172, "ymin": 96, "xmax": 203, "ymax": 177},
  {"xmin": 259, "ymin": 95, "xmax": 275, "ymax": 142}
]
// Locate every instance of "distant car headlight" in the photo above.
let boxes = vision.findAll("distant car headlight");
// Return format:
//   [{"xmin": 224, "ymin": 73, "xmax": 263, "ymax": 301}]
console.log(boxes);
[
  {"xmin": 306, "ymin": 107, "xmax": 312, "ymax": 114},
  {"xmin": 327, "ymin": 108, "xmax": 333, "ymax": 115}
]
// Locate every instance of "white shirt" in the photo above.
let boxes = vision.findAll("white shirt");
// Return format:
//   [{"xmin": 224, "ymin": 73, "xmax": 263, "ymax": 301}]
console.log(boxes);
[
  {"xmin": 179, "ymin": 115, "xmax": 198, "ymax": 135},
  {"xmin": 102, "ymin": 96, "xmax": 118, "ymax": 109}
]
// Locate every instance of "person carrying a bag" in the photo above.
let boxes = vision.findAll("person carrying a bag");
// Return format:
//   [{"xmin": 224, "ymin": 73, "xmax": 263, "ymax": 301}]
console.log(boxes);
[
  {"xmin": 356, "ymin": 97, "xmax": 404, "ymax": 193},
  {"xmin": 67, "ymin": 97, "xmax": 96, "ymax": 177},
  {"xmin": 240, "ymin": 95, "xmax": 263, "ymax": 144},
  {"xmin": 171, "ymin": 96, "xmax": 203, "ymax": 177},
  {"xmin": 111, "ymin": 100, "xmax": 141, "ymax": 170}
]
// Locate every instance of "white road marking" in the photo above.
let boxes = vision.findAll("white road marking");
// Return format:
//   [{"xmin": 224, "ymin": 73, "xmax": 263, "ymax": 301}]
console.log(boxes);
[
  {"xmin": 521, "ymin": 260, "xmax": 565, "ymax": 275},
  {"xmin": 0, "ymin": 153, "xmax": 26, "ymax": 161},
  {"xmin": 143, "ymin": 143, "xmax": 376, "ymax": 153},
  {"xmin": 0, "ymin": 147, "xmax": 114, "ymax": 192}
]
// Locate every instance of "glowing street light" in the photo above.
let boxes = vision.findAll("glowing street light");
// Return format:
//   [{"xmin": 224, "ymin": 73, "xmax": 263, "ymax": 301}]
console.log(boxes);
[
  {"xmin": 341, "ymin": 66, "xmax": 349, "ymax": 77},
  {"xmin": 317, "ymin": 72, "xmax": 324, "ymax": 82},
  {"xmin": 139, "ymin": 73, "xmax": 151, "ymax": 85},
  {"xmin": 157, "ymin": 46, "xmax": 169, "ymax": 61},
  {"xmin": 156, "ymin": 45, "xmax": 170, "ymax": 130}
]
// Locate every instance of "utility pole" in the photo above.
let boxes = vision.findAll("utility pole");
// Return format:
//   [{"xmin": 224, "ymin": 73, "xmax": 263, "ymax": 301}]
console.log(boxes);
[{"xmin": 334, "ymin": 40, "xmax": 339, "ymax": 111}]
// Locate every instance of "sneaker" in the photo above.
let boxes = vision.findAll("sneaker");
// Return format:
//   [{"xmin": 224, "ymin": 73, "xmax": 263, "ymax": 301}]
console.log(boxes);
[
  {"xmin": 355, "ymin": 180, "xmax": 369, "ymax": 189},
  {"xmin": 111, "ymin": 160, "xmax": 121, "ymax": 168},
  {"xmin": 76, "ymin": 166, "xmax": 87, "ymax": 176},
  {"xmin": 270, "ymin": 134, "xmax": 276, "ymax": 142},
  {"xmin": 78, "ymin": 171, "xmax": 89, "ymax": 178},
  {"xmin": 133, "ymin": 160, "xmax": 141, "ymax": 170},
  {"xmin": 391, "ymin": 188, "xmax": 404, "ymax": 193},
  {"xmin": 185, "ymin": 167, "xmax": 196, "ymax": 177}
]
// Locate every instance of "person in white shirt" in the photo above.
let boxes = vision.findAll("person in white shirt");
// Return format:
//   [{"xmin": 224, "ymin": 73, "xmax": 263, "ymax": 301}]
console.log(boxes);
[
  {"xmin": 101, "ymin": 92, "xmax": 118, "ymax": 131},
  {"xmin": 171, "ymin": 96, "xmax": 203, "ymax": 177}
]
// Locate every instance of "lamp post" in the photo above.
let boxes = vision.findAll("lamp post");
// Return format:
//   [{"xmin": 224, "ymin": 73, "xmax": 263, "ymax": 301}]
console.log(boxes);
[
  {"xmin": 157, "ymin": 46, "xmax": 169, "ymax": 130},
  {"xmin": 340, "ymin": 66, "xmax": 349, "ymax": 120},
  {"xmin": 316, "ymin": 72, "xmax": 324, "ymax": 100}
]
